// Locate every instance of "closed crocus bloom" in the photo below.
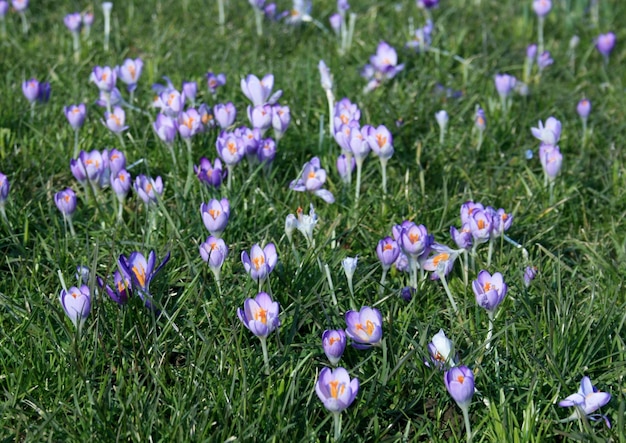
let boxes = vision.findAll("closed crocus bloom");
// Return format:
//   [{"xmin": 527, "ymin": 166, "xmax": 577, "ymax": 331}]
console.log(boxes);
[
  {"xmin": 247, "ymin": 104, "xmax": 272, "ymax": 132},
  {"xmin": 0, "ymin": 172, "xmax": 8, "ymax": 205},
  {"xmin": 329, "ymin": 13, "xmax": 341, "ymax": 35},
  {"xmin": 111, "ymin": 169, "xmax": 131, "ymax": 201},
  {"xmin": 595, "ymin": 32, "xmax": 616, "ymax": 57},
  {"xmin": 199, "ymin": 236, "xmax": 228, "ymax": 271},
  {"xmin": 213, "ymin": 102, "xmax": 237, "ymax": 129},
  {"xmin": 118, "ymin": 250, "xmax": 170, "ymax": 309},
  {"xmin": 492, "ymin": 208, "xmax": 513, "ymax": 237},
  {"xmin": 241, "ymin": 243, "xmax": 278, "ymax": 283},
  {"xmin": 134, "ymin": 174, "xmax": 163, "ymax": 205},
  {"xmin": 428, "ymin": 329, "xmax": 455, "ymax": 369},
  {"xmin": 102, "ymin": 270, "xmax": 131, "ymax": 305},
  {"xmin": 345, "ymin": 306, "xmax": 383, "ymax": 348},
  {"xmin": 336, "ymin": 154, "xmax": 355, "ymax": 184},
  {"xmin": 206, "ymin": 72, "xmax": 226, "ymax": 94},
  {"xmin": 322, "ymin": 330, "xmax": 347, "ymax": 366},
  {"xmin": 195, "ymin": 157, "xmax": 225, "ymax": 188},
  {"xmin": 90, "ymin": 66, "xmax": 117, "ymax": 92},
  {"xmin": 64, "ymin": 104, "xmax": 87, "ymax": 130},
  {"xmin": 117, "ymin": 58, "xmax": 143, "ymax": 91},
  {"xmin": 54, "ymin": 188, "xmax": 77, "ymax": 216},
  {"xmin": 241, "ymin": 73, "xmax": 282, "ymax": 106},
  {"xmin": 59, "ymin": 285, "xmax": 91, "ymax": 329},
  {"xmin": 532, "ymin": 0, "xmax": 551, "ymax": 17},
  {"xmin": 64, "ymin": 12, "xmax": 82, "ymax": 32},
  {"xmin": 182, "ymin": 81, "xmax": 198, "ymax": 104},
  {"xmin": 271, "ymin": 104, "xmax": 290, "ymax": 140},
  {"xmin": 399, "ymin": 223, "xmax": 432, "ymax": 258},
  {"xmin": 444, "ymin": 366, "xmax": 475, "ymax": 409},
  {"xmin": 577, "ymin": 99, "xmax": 591, "ymax": 120},
  {"xmin": 159, "ymin": 89, "xmax": 185, "ymax": 117},
  {"xmin": 435, "ymin": 110, "xmax": 448, "ymax": 129},
  {"xmin": 559, "ymin": 376, "xmax": 611, "ymax": 427},
  {"xmin": 295, "ymin": 204, "xmax": 317, "ymax": 244},
  {"xmin": 376, "ymin": 237, "xmax": 400, "ymax": 271},
  {"xmin": 523, "ymin": 266, "xmax": 538, "ymax": 288},
  {"xmin": 473, "ymin": 270, "xmax": 507, "ymax": 312},
  {"xmin": 526, "ymin": 44, "xmax": 538, "ymax": 62},
  {"xmin": 104, "ymin": 106, "xmax": 128, "ymax": 133},
  {"xmin": 318, "ymin": 60, "xmax": 333, "ymax": 91},
  {"xmin": 22, "ymin": 79, "xmax": 40, "ymax": 102},
  {"xmin": 315, "ymin": 367, "xmax": 359, "ymax": 413},
  {"xmin": 474, "ymin": 107, "xmax": 486, "ymax": 132},
  {"xmin": 104, "ymin": 148, "xmax": 126, "ymax": 176},
  {"xmin": 237, "ymin": 292, "xmax": 280, "ymax": 338},
  {"xmin": 494, "ymin": 74, "xmax": 516, "ymax": 99},
  {"xmin": 153, "ymin": 113, "xmax": 177, "ymax": 144},
  {"xmin": 200, "ymin": 198, "xmax": 230, "ymax": 237},
  {"xmin": 82, "ymin": 11, "xmax": 94, "ymax": 27},
  {"xmin": 539, "ymin": 144, "xmax": 562, "ymax": 181},
  {"xmin": 79, "ymin": 149, "xmax": 105, "ymax": 184},
  {"xmin": 178, "ymin": 108, "xmax": 202, "ymax": 138}
]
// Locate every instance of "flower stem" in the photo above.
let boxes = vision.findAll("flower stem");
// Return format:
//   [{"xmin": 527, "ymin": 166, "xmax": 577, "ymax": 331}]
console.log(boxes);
[
  {"xmin": 379, "ymin": 268, "xmax": 387, "ymax": 296},
  {"xmin": 183, "ymin": 138, "xmax": 194, "ymax": 198},
  {"xmin": 485, "ymin": 311, "xmax": 494, "ymax": 350},
  {"xmin": 66, "ymin": 216, "xmax": 76, "ymax": 237},
  {"xmin": 440, "ymin": 272, "xmax": 459, "ymax": 314},
  {"xmin": 462, "ymin": 406, "xmax": 473, "ymax": 443},
  {"xmin": 72, "ymin": 32, "xmax": 81, "ymax": 63},
  {"xmin": 487, "ymin": 238, "xmax": 493, "ymax": 268},
  {"xmin": 326, "ymin": 90, "xmax": 335, "ymax": 135},
  {"xmin": 73, "ymin": 130, "xmax": 80, "ymax": 159},
  {"xmin": 355, "ymin": 157, "xmax": 363, "ymax": 204},
  {"xmin": 380, "ymin": 157, "xmax": 388, "ymax": 195},
  {"xmin": 254, "ymin": 9, "xmax": 263, "ymax": 37},
  {"xmin": 323, "ymin": 262, "xmax": 338, "ymax": 307},
  {"xmin": 537, "ymin": 16, "xmax": 544, "ymax": 55},
  {"xmin": 218, "ymin": 0, "xmax": 225, "ymax": 31},
  {"xmin": 227, "ymin": 164, "xmax": 233, "ymax": 190},
  {"xmin": 333, "ymin": 412, "xmax": 342, "ymax": 442},
  {"xmin": 259, "ymin": 336, "xmax": 270, "ymax": 375},
  {"xmin": 20, "ymin": 12, "xmax": 28, "ymax": 35}
]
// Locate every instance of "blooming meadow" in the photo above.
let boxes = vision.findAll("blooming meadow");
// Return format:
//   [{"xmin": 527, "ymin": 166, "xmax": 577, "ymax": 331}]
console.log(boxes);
[{"xmin": 0, "ymin": 0, "xmax": 625, "ymax": 441}]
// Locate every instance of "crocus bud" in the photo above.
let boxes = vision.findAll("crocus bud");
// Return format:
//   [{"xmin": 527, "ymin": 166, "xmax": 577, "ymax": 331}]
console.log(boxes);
[
  {"xmin": 54, "ymin": 188, "xmax": 77, "ymax": 216},
  {"xmin": 576, "ymin": 99, "xmax": 591, "ymax": 120},
  {"xmin": 444, "ymin": 366, "xmax": 475, "ymax": 409},
  {"xmin": 322, "ymin": 329, "xmax": 347, "ymax": 365}
]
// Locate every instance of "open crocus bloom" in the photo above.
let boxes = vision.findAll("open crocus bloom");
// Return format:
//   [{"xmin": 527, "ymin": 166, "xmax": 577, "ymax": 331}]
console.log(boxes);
[
  {"xmin": 241, "ymin": 243, "xmax": 278, "ymax": 283},
  {"xmin": 558, "ymin": 376, "xmax": 611, "ymax": 427},
  {"xmin": 345, "ymin": 306, "xmax": 383, "ymax": 349},
  {"xmin": 315, "ymin": 367, "xmax": 359, "ymax": 413},
  {"xmin": 237, "ymin": 292, "xmax": 280, "ymax": 338}
]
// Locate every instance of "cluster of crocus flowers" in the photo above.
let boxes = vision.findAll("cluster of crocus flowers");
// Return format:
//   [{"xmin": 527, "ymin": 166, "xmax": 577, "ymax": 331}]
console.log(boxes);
[
  {"xmin": 194, "ymin": 157, "xmax": 226, "ymax": 189},
  {"xmin": 237, "ymin": 291, "xmax": 280, "ymax": 374},
  {"xmin": 118, "ymin": 250, "xmax": 170, "ymax": 310},
  {"xmin": 361, "ymin": 41, "xmax": 404, "ymax": 93},
  {"xmin": 289, "ymin": 156, "xmax": 335, "ymax": 203},
  {"xmin": 558, "ymin": 376, "xmax": 611, "ymax": 428},
  {"xmin": 241, "ymin": 73, "xmax": 289, "ymax": 143},
  {"xmin": 531, "ymin": 116, "xmax": 563, "ymax": 197}
]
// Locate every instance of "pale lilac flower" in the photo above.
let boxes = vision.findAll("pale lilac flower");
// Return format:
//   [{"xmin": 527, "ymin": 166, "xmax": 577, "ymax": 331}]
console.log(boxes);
[
  {"xmin": 182, "ymin": 81, "xmax": 198, "ymax": 105},
  {"xmin": 199, "ymin": 236, "xmax": 229, "ymax": 274},
  {"xmin": 213, "ymin": 102, "xmax": 237, "ymax": 129},
  {"xmin": 195, "ymin": 157, "xmax": 226, "ymax": 188},
  {"xmin": 90, "ymin": 66, "xmax": 117, "ymax": 92},
  {"xmin": 537, "ymin": 51, "xmax": 553, "ymax": 71},
  {"xmin": 315, "ymin": 367, "xmax": 359, "ymax": 413},
  {"xmin": 473, "ymin": 270, "xmax": 507, "ymax": 312},
  {"xmin": 117, "ymin": 58, "xmax": 143, "ymax": 92},
  {"xmin": 247, "ymin": 104, "xmax": 273, "ymax": 132},
  {"xmin": 523, "ymin": 266, "xmax": 537, "ymax": 287},
  {"xmin": 427, "ymin": 329, "xmax": 456, "ymax": 369},
  {"xmin": 200, "ymin": 198, "xmax": 230, "ymax": 237},
  {"xmin": 153, "ymin": 113, "xmax": 177, "ymax": 144},
  {"xmin": 240, "ymin": 73, "xmax": 282, "ymax": 106},
  {"xmin": 289, "ymin": 157, "xmax": 335, "ymax": 203},
  {"xmin": 64, "ymin": 104, "xmax": 87, "ymax": 130},
  {"xmin": 134, "ymin": 175, "xmax": 163, "ymax": 205},
  {"xmin": 444, "ymin": 366, "xmax": 474, "ymax": 409},
  {"xmin": 345, "ymin": 306, "xmax": 383, "ymax": 349},
  {"xmin": 54, "ymin": 188, "xmax": 77, "ymax": 216},
  {"xmin": 322, "ymin": 330, "xmax": 347, "ymax": 366},
  {"xmin": 241, "ymin": 243, "xmax": 278, "ymax": 283},
  {"xmin": 178, "ymin": 108, "xmax": 202, "ymax": 138},
  {"xmin": 59, "ymin": 285, "xmax": 91, "ymax": 329},
  {"xmin": 558, "ymin": 376, "xmax": 611, "ymax": 428},
  {"xmin": 539, "ymin": 143, "xmax": 562, "ymax": 181},
  {"xmin": 206, "ymin": 72, "xmax": 226, "ymax": 94},
  {"xmin": 595, "ymin": 32, "xmax": 616, "ymax": 57},
  {"xmin": 104, "ymin": 106, "xmax": 128, "ymax": 133},
  {"xmin": 494, "ymin": 74, "xmax": 516, "ymax": 100},
  {"xmin": 532, "ymin": 0, "xmax": 551, "ymax": 17},
  {"xmin": 576, "ymin": 99, "xmax": 591, "ymax": 120},
  {"xmin": 422, "ymin": 244, "xmax": 460, "ymax": 280},
  {"xmin": 336, "ymin": 154, "xmax": 355, "ymax": 184},
  {"xmin": 64, "ymin": 12, "xmax": 82, "ymax": 32}
]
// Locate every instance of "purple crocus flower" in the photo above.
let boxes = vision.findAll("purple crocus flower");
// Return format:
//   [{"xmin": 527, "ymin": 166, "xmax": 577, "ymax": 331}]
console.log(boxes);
[
  {"xmin": 153, "ymin": 113, "xmax": 177, "ymax": 145},
  {"xmin": 527, "ymin": 44, "xmax": 538, "ymax": 62},
  {"xmin": 376, "ymin": 237, "xmax": 401, "ymax": 271},
  {"xmin": 532, "ymin": 0, "xmax": 551, "ymax": 17},
  {"xmin": 78, "ymin": 150, "xmax": 105, "ymax": 185},
  {"xmin": 417, "ymin": 0, "xmax": 439, "ymax": 9},
  {"xmin": 199, "ymin": 236, "xmax": 229, "ymax": 274},
  {"xmin": 576, "ymin": 99, "xmax": 591, "ymax": 120},
  {"xmin": 336, "ymin": 154, "xmax": 355, "ymax": 184},
  {"xmin": 200, "ymin": 198, "xmax": 230, "ymax": 237},
  {"xmin": 362, "ymin": 42, "xmax": 404, "ymax": 91},
  {"xmin": 206, "ymin": 72, "xmax": 226, "ymax": 94},
  {"xmin": 216, "ymin": 131, "xmax": 245, "ymax": 166},
  {"xmin": 444, "ymin": 366, "xmax": 474, "ymax": 409},
  {"xmin": 64, "ymin": 12, "xmax": 82, "ymax": 32},
  {"xmin": 22, "ymin": 79, "xmax": 40, "ymax": 103},
  {"xmin": 111, "ymin": 169, "xmax": 131, "ymax": 201},
  {"xmin": 237, "ymin": 291, "xmax": 280, "ymax": 338},
  {"xmin": 407, "ymin": 19, "xmax": 434, "ymax": 52},
  {"xmin": 59, "ymin": 285, "xmax": 91, "ymax": 329},
  {"xmin": 241, "ymin": 243, "xmax": 278, "ymax": 283},
  {"xmin": 539, "ymin": 144, "xmax": 563, "ymax": 181},
  {"xmin": 329, "ymin": 13, "xmax": 341, "ymax": 35},
  {"xmin": 595, "ymin": 32, "xmax": 616, "ymax": 57},
  {"xmin": 460, "ymin": 201, "xmax": 484, "ymax": 225},
  {"xmin": 118, "ymin": 250, "xmax": 170, "ymax": 309},
  {"xmin": 117, "ymin": 58, "xmax": 143, "ymax": 92},
  {"xmin": 422, "ymin": 244, "xmax": 460, "ymax": 280},
  {"xmin": 213, "ymin": 102, "xmax": 237, "ymax": 129},
  {"xmin": 54, "ymin": 188, "xmax": 77, "ymax": 216},
  {"xmin": 178, "ymin": 108, "xmax": 202, "ymax": 138},
  {"xmin": 315, "ymin": 367, "xmax": 359, "ymax": 413},
  {"xmin": 134, "ymin": 174, "xmax": 163, "ymax": 205},
  {"xmin": 12, "ymin": 0, "xmax": 28, "ymax": 12},
  {"xmin": 366, "ymin": 125, "xmax": 394, "ymax": 160},
  {"xmin": 494, "ymin": 74, "xmax": 516, "ymax": 100},
  {"xmin": 322, "ymin": 329, "xmax": 347, "ymax": 365},
  {"xmin": 104, "ymin": 106, "xmax": 128, "ymax": 133},
  {"xmin": 398, "ymin": 223, "xmax": 432, "ymax": 259},
  {"xmin": 472, "ymin": 270, "xmax": 507, "ymax": 312},
  {"xmin": 240, "ymin": 74, "xmax": 282, "ymax": 107},
  {"xmin": 271, "ymin": 104, "xmax": 290, "ymax": 140},
  {"xmin": 469, "ymin": 208, "xmax": 493, "ymax": 245},
  {"xmin": 97, "ymin": 87, "xmax": 123, "ymax": 108},
  {"xmin": 64, "ymin": 104, "xmax": 87, "ymax": 130},
  {"xmin": 474, "ymin": 107, "xmax": 486, "ymax": 132},
  {"xmin": 523, "ymin": 266, "xmax": 537, "ymax": 288},
  {"xmin": 345, "ymin": 306, "xmax": 383, "ymax": 349},
  {"xmin": 257, "ymin": 138, "xmax": 276, "ymax": 164},
  {"xmin": 247, "ymin": 104, "xmax": 273, "ymax": 132},
  {"xmin": 289, "ymin": 157, "xmax": 335, "ymax": 203},
  {"xmin": 182, "ymin": 81, "xmax": 198, "ymax": 105},
  {"xmin": 537, "ymin": 51, "xmax": 553, "ymax": 71},
  {"xmin": 0, "ymin": 1, "xmax": 9, "ymax": 17},
  {"xmin": 36, "ymin": 82, "xmax": 51, "ymax": 103},
  {"xmin": 101, "ymin": 270, "xmax": 131, "ymax": 305},
  {"xmin": 450, "ymin": 224, "xmax": 472, "ymax": 250},
  {"xmin": 0, "ymin": 172, "xmax": 9, "ymax": 205},
  {"xmin": 195, "ymin": 157, "xmax": 226, "ymax": 188},
  {"xmin": 158, "ymin": 89, "xmax": 186, "ymax": 117},
  {"xmin": 104, "ymin": 148, "xmax": 126, "ymax": 177},
  {"xmin": 82, "ymin": 11, "xmax": 94, "ymax": 27},
  {"xmin": 198, "ymin": 103, "xmax": 215, "ymax": 130},
  {"xmin": 491, "ymin": 208, "xmax": 513, "ymax": 237},
  {"xmin": 558, "ymin": 376, "xmax": 611, "ymax": 428},
  {"xmin": 334, "ymin": 97, "xmax": 361, "ymax": 127},
  {"xmin": 427, "ymin": 329, "xmax": 456, "ymax": 369},
  {"xmin": 90, "ymin": 66, "xmax": 117, "ymax": 92}
]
